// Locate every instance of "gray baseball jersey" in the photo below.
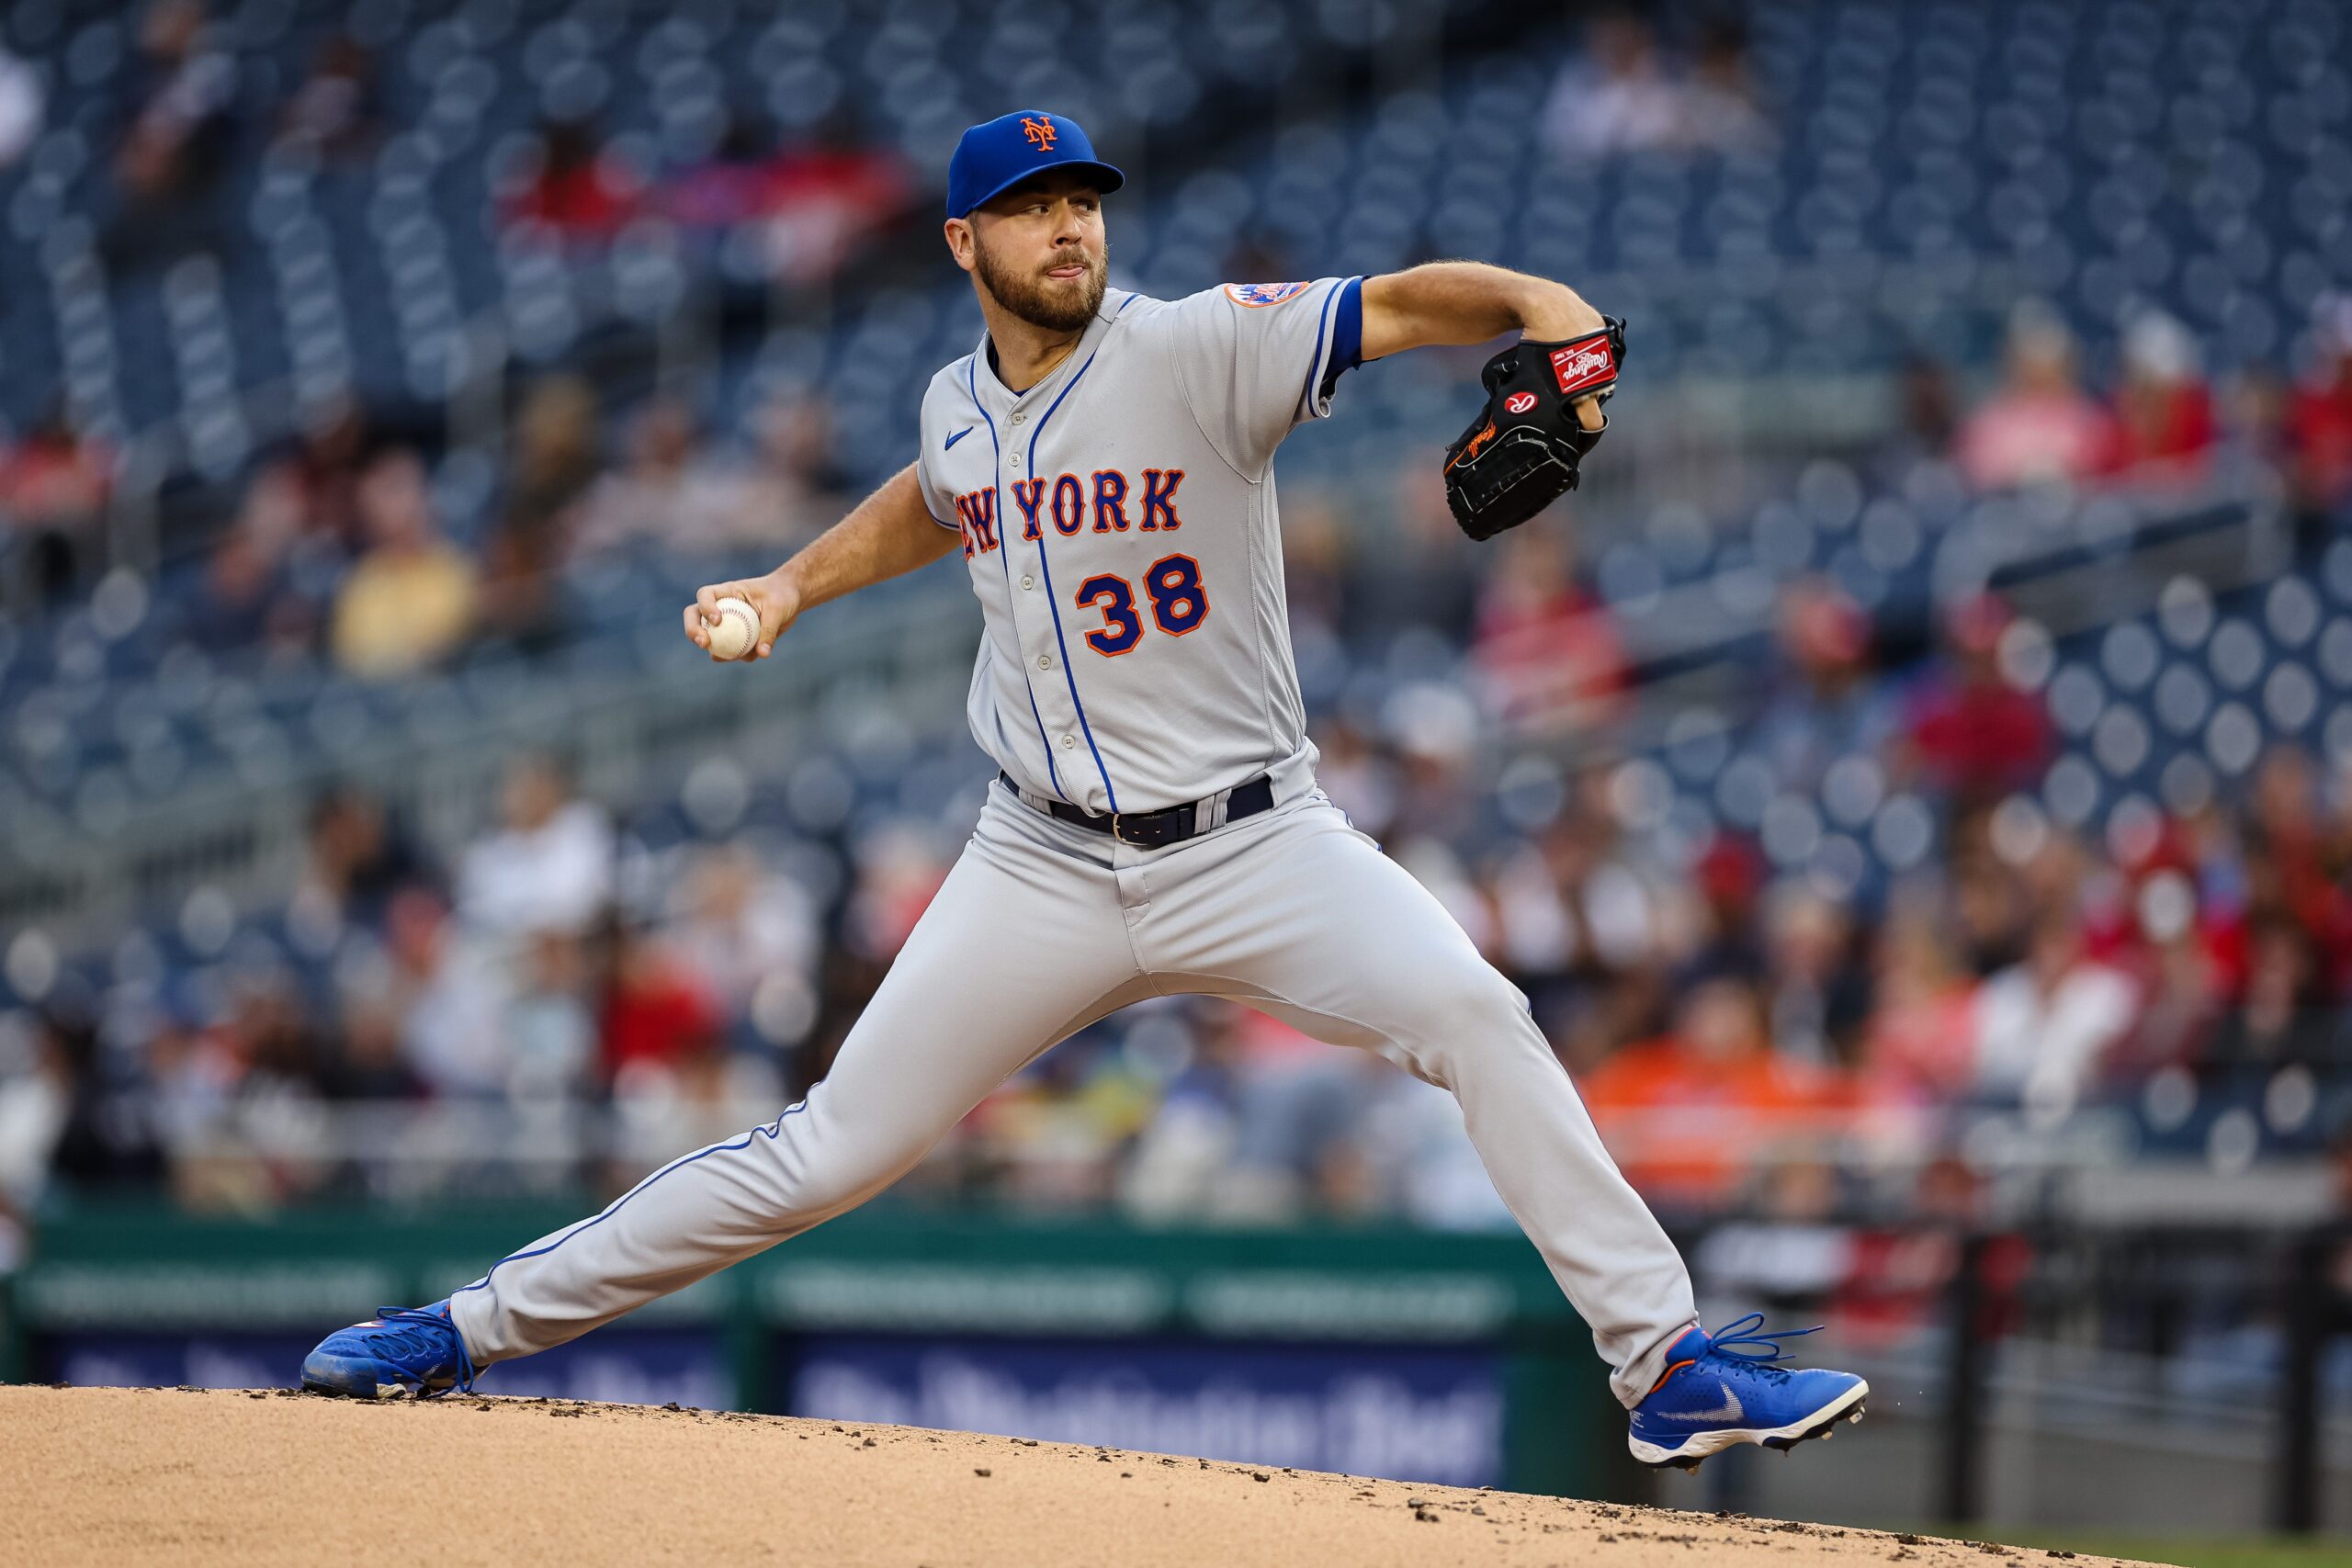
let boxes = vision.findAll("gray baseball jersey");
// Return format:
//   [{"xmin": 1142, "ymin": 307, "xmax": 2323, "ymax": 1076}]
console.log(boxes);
[
  {"xmin": 913, "ymin": 280, "xmax": 1356, "ymax": 816},
  {"xmin": 439, "ymin": 277, "xmax": 1702, "ymax": 1423}
]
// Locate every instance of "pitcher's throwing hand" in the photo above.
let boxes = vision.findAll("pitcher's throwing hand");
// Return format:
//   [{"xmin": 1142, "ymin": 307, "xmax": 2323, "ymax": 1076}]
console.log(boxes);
[{"xmin": 682, "ymin": 572, "xmax": 798, "ymax": 662}]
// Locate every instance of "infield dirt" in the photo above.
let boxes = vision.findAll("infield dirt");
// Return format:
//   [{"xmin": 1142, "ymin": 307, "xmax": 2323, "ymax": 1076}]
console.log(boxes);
[{"xmin": 0, "ymin": 1385, "xmax": 2174, "ymax": 1567}]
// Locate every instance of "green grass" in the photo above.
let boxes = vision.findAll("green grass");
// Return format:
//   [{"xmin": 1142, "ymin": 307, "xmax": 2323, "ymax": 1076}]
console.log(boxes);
[{"xmin": 1922, "ymin": 1529, "xmax": 2352, "ymax": 1568}]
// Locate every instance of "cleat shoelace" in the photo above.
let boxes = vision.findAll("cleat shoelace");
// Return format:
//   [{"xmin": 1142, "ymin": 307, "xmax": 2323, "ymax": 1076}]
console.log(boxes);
[
  {"xmin": 1700, "ymin": 1313, "xmax": 1825, "ymax": 1384},
  {"xmin": 368, "ymin": 1306, "xmax": 478, "ymax": 1396}
]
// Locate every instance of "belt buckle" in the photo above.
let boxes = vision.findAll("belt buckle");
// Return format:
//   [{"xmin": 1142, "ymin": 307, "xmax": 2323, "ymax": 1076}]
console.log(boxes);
[{"xmin": 1111, "ymin": 812, "xmax": 1140, "ymax": 846}]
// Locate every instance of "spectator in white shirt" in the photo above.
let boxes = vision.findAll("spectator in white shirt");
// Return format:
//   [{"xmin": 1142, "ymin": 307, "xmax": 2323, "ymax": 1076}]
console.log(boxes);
[
  {"xmin": 456, "ymin": 756, "xmax": 615, "ymax": 939},
  {"xmin": 0, "ymin": 46, "xmax": 43, "ymax": 170},
  {"xmin": 1543, "ymin": 11, "xmax": 1684, "ymax": 160},
  {"xmin": 1972, "ymin": 912, "xmax": 2138, "ymax": 1116}
]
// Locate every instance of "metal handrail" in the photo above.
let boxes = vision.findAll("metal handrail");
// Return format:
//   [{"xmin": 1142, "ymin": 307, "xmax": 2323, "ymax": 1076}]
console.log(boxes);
[{"xmin": 0, "ymin": 580, "xmax": 980, "ymax": 942}]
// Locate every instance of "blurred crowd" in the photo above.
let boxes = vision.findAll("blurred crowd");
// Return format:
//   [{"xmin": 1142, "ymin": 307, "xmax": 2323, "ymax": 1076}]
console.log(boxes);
[
  {"xmin": 1542, "ymin": 9, "xmax": 1773, "ymax": 161},
  {"xmin": 1316, "ymin": 576, "xmax": 2352, "ymax": 1198},
  {"xmin": 2, "ymin": 377, "xmax": 852, "ymax": 673},
  {"xmin": 1952, "ymin": 296, "xmax": 2352, "ymax": 517},
  {"xmin": 8, "ymin": 543, "xmax": 2352, "ymax": 1235},
  {"xmin": 13, "ymin": 276, "xmax": 2352, "ymax": 672},
  {"xmin": 9, "ymin": 2, "xmax": 2352, "ymax": 1266},
  {"xmin": 56, "ymin": 0, "xmax": 917, "ymax": 277},
  {"xmin": 9, "ymin": 300, "xmax": 2352, "ymax": 1240},
  {"xmin": 1, "ymin": 0, "xmax": 917, "ymax": 607}
]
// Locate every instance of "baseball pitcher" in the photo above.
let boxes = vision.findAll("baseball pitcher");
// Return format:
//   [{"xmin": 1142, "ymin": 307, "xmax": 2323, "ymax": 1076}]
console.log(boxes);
[{"xmin": 305, "ymin": 110, "xmax": 1865, "ymax": 1471}]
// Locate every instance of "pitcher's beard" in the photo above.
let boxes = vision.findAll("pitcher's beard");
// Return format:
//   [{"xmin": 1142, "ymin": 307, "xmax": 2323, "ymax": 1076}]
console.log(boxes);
[{"xmin": 974, "ymin": 236, "xmax": 1106, "ymax": 333}]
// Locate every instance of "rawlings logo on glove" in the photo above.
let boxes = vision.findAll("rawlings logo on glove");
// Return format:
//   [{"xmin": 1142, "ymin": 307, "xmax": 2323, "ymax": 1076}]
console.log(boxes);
[
  {"xmin": 1549, "ymin": 340, "xmax": 1618, "ymax": 397},
  {"xmin": 1442, "ymin": 316, "xmax": 1625, "ymax": 542}
]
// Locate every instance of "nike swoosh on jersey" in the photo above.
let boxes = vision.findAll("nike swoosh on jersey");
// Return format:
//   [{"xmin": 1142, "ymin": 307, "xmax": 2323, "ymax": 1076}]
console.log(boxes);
[
  {"xmin": 1657, "ymin": 1386, "xmax": 1744, "ymax": 1423},
  {"xmin": 944, "ymin": 426, "xmax": 973, "ymax": 450}
]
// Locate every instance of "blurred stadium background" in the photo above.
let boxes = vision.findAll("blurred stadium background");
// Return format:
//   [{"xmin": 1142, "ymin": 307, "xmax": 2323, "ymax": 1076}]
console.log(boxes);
[{"xmin": 2, "ymin": 0, "xmax": 2350, "ymax": 1555}]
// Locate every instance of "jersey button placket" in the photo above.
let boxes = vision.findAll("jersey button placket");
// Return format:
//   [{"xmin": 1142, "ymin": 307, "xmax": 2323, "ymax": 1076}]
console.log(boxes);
[{"xmin": 1010, "ymin": 397, "xmax": 1078, "ymax": 801}]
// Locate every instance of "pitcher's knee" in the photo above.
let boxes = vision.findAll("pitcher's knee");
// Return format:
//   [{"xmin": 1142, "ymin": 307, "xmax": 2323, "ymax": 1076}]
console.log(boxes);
[
  {"xmin": 1442, "ymin": 963, "xmax": 1532, "ymax": 1026},
  {"xmin": 786, "ymin": 1142, "xmax": 926, "ymax": 1221},
  {"xmin": 1391, "ymin": 962, "xmax": 1532, "ymax": 1043}
]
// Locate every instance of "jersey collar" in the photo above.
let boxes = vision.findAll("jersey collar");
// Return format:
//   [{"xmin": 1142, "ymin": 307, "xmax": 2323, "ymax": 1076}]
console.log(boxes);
[{"xmin": 972, "ymin": 288, "xmax": 1135, "ymax": 413}]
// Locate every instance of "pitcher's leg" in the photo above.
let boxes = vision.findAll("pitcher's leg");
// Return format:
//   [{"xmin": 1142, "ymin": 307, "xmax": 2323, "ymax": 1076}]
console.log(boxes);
[
  {"xmin": 450, "ymin": 804, "xmax": 1146, "ymax": 1364},
  {"xmin": 1150, "ymin": 802, "xmax": 1697, "ymax": 1409}
]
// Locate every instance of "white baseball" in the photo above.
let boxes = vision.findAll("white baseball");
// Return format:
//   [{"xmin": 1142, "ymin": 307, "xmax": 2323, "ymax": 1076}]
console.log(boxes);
[{"xmin": 704, "ymin": 596, "xmax": 761, "ymax": 661}]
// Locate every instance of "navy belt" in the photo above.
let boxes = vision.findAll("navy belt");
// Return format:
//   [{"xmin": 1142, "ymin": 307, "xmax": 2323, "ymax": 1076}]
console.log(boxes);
[{"xmin": 1000, "ymin": 771, "xmax": 1273, "ymax": 849}]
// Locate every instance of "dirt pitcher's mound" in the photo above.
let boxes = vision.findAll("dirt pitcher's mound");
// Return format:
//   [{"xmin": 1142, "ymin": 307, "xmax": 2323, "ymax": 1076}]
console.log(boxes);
[{"xmin": 0, "ymin": 1386, "xmax": 2168, "ymax": 1568}]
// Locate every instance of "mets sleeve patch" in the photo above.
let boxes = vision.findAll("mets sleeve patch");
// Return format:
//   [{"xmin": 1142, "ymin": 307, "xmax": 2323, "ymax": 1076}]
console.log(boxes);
[{"xmin": 1225, "ymin": 281, "xmax": 1314, "ymax": 308}]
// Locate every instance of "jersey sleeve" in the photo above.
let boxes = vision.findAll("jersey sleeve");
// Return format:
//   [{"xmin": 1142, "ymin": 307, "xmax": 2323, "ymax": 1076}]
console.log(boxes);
[
  {"xmin": 1162, "ymin": 276, "xmax": 1363, "ymax": 477},
  {"xmin": 913, "ymin": 381, "xmax": 962, "ymax": 529},
  {"xmin": 915, "ymin": 456, "xmax": 958, "ymax": 530}
]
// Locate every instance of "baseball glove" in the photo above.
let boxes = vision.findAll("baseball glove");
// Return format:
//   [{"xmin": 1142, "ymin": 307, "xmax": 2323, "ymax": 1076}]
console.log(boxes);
[{"xmin": 1442, "ymin": 316, "xmax": 1625, "ymax": 542}]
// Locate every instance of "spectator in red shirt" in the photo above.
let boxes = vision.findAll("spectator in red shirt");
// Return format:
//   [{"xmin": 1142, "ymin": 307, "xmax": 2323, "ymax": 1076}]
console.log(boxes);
[
  {"xmin": 1684, "ymin": 830, "xmax": 1767, "ymax": 982},
  {"xmin": 1956, "ymin": 307, "xmax": 2118, "ymax": 491},
  {"xmin": 1, "ymin": 406, "xmax": 111, "ymax": 603},
  {"xmin": 2108, "ymin": 311, "xmax": 2217, "ymax": 486},
  {"xmin": 664, "ymin": 114, "xmax": 780, "ymax": 230},
  {"xmin": 1901, "ymin": 592, "xmax": 2052, "ymax": 803},
  {"xmin": 2245, "ymin": 748, "xmax": 2352, "ymax": 997},
  {"xmin": 2288, "ymin": 295, "xmax": 2352, "ymax": 525},
  {"xmin": 662, "ymin": 111, "xmax": 915, "ymax": 287},
  {"xmin": 2199, "ymin": 916, "xmax": 2337, "ymax": 1088},
  {"xmin": 755, "ymin": 120, "xmax": 917, "ymax": 288},
  {"xmin": 1470, "ymin": 525, "xmax": 1627, "ymax": 734},
  {"xmin": 504, "ymin": 118, "xmax": 636, "ymax": 240},
  {"xmin": 595, "ymin": 916, "xmax": 721, "ymax": 1081}
]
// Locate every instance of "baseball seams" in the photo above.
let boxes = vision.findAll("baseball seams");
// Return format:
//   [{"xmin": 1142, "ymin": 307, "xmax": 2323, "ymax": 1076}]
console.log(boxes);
[{"xmin": 706, "ymin": 596, "xmax": 761, "ymax": 660}]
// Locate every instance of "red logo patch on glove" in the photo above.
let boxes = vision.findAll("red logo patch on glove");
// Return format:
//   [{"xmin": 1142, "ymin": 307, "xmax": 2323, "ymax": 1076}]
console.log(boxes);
[
  {"xmin": 1504, "ymin": 390, "xmax": 1538, "ymax": 414},
  {"xmin": 1549, "ymin": 339, "xmax": 1617, "ymax": 398}
]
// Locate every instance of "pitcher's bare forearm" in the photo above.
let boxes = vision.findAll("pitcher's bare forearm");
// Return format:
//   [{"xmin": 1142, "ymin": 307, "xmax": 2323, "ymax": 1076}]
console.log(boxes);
[
  {"xmin": 1361, "ymin": 263, "xmax": 1611, "ymax": 431},
  {"xmin": 1360, "ymin": 262, "xmax": 1605, "ymax": 359},
  {"xmin": 684, "ymin": 465, "xmax": 961, "ymax": 661}
]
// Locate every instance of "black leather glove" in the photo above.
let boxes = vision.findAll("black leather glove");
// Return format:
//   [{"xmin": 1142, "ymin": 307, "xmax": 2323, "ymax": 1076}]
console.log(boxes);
[{"xmin": 1442, "ymin": 316, "xmax": 1625, "ymax": 542}]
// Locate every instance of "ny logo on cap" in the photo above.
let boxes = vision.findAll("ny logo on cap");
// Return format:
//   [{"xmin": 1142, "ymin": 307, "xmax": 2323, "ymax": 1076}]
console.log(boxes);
[{"xmin": 1021, "ymin": 116, "xmax": 1057, "ymax": 150}]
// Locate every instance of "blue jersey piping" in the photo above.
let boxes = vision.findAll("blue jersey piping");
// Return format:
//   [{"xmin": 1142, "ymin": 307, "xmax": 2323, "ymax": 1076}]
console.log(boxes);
[
  {"xmin": 1295, "ymin": 276, "xmax": 1352, "ymax": 421},
  {"xmin": 453, "ymin": 1100, "xmax": 811, "ymax": 1303},
  {"xmin": 1023, "ymin": 348, "xmax": 1119, "ymax": 813},
  {"xmin": 967, "ymin": 356, "xmax": 1067, "ymax": 799}
]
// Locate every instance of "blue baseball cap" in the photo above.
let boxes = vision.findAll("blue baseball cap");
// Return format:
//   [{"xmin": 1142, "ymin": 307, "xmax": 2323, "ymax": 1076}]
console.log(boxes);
[{"xmin": 946, "ymin": 110, "xmax": 1125, "ymax": 219}]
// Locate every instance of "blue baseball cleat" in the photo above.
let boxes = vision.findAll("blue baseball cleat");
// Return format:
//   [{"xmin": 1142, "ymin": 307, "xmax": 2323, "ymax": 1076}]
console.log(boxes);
[
  {"xmin": 1628, "ymin": 1314, "xmax": 1868, "ymax": 1470},
  {"xmin": 300, "ymin": 1301, "xmax": 479, "ymax": 1400}
]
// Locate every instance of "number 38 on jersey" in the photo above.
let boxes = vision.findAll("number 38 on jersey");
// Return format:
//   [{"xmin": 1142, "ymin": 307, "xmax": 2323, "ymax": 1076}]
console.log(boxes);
[{"xmin": 1075, "ymin": 554, "xmax": 1208, "ymax": 656}]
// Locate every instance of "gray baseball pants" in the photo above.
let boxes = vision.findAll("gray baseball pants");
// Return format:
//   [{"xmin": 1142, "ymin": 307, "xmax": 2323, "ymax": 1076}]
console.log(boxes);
[{"xmin": 448, "ymin": 781, "xmax": 1699, "ymax": 1409}]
